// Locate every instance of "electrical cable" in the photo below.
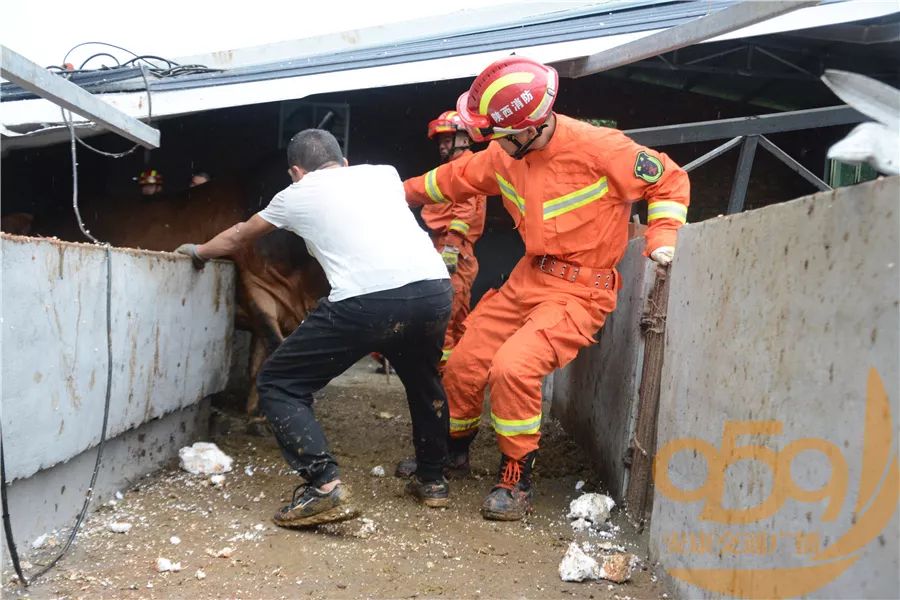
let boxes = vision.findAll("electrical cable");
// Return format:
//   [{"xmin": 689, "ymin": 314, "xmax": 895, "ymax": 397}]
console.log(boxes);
[
  {"xmin": 0, "ymin": 49, "xmax": 136, "ymax": 585},
  {"xmin": 78, "ymin": 52, "xmax": 121, "ymax": 70},
  {"xmin": 58, "ymin": 66, "xmax": 152, "ymax": 159}
]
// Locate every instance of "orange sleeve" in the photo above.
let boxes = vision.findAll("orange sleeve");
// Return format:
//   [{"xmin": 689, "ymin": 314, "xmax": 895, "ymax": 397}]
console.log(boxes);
[
  {"xmin": 597, "ymin": 129, "xmax": 690, "ymax": 255},
  {"xmin": 403, "ymin": 147, "xmax": 501, "ymax": 209},
  {"xmin": 442, "ymin": 193, "xmax": 484, "ymax": 246}
]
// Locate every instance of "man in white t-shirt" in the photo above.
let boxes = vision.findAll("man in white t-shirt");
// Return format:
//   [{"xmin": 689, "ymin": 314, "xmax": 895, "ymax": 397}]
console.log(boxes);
[{"xmin": 176, "ymin": 129, "xmax": 452, "ymax": 528}]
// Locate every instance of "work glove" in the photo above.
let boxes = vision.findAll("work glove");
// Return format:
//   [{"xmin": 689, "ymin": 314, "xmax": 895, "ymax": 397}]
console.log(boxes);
[
  {"xmin": 650, "ymin": 246, "xmax": 675, "ymax": 266},
  {"xmin": 441, "ymin": 245, "xmax": 460, "ymax": 274},
  {"xmin": 175, "ymin": 243, "xmax": 208, "ymax": 270}
]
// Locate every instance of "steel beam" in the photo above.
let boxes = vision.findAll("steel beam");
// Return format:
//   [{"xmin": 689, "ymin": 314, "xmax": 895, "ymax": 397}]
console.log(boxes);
[
  {"xmin": 558, "ymin": 0, "xmax": 819, "ymax": 78},
  {"xmin": 728, "ymin": 135, "xmax": 759, "ymax": 214},
  {"xmin": 757, "ymin": 135, "xmax": 831, "ymax": 191},
  {"xmin": 624, "ymin": 105, "xmax": 867, "ymax": 147},
  {"xmin": 0, "ymin": 46, "xmax": 160, "ymax": 149},
  {"xmin": 683, "ymin": 136, "xmax": 744, "ymax": 172}
]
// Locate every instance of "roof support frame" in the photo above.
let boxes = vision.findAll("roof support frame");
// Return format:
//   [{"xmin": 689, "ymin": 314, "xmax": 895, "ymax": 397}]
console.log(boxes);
[
  {"xmin": 0, "ymin": 46, "xmax": 159, "ymax": 149},
  {"xmin": 556, "ymin": 0, "xmax": 819, "ymax": 78},
  {"xmin": 623, "ymin": 105, "xmax": 866, "ymax": 146}
]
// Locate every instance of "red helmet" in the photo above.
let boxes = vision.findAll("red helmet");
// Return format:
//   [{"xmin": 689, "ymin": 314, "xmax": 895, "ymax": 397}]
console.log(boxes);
[
  {"xmin": 138, "ymin": 169, "xmax": 163, "ymax": 185},
  {"xmin": 427, "ymin": 110, "xmax": 466, "ymax": 139},
  {"xmin": 456, "ymin": 56, "xmax": 558, "ymax": 142}
]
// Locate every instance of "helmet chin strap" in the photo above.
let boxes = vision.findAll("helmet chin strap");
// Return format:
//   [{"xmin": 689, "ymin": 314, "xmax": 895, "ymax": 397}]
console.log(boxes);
[
  {"xmin": 509, "ymin": 124, "xmax": 548, "ymax": 160},
  {"xmin": 443, "ymin": 135, "xmax": 470, "ymax": 163}
]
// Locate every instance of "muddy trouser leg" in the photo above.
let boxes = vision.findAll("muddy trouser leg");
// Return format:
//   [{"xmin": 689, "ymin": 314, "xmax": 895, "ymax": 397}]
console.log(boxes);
[
  {"xmin": 256, "ymin": 299, "xmax": 370, "ymax": 488},
  {"xmin": 379, "ymin": 280, "xmax": 453, "ymax": 482}
]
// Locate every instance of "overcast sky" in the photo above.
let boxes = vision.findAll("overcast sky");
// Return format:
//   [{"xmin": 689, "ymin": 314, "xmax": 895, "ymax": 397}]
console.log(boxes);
[{"xmin": 1, "ymin": 0, "xmax": 506, "ymax": 68}]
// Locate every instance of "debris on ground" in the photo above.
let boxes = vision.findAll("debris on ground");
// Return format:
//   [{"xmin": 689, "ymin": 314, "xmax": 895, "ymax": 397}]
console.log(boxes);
[
  {"xmin": 354, "ymin": 518, "xmax": 377, "ymax": 539},
  {"xmin": 559, "ymin": 542, "xmax": 601, "ymax": 582},
  {"xmin": 178, "ymin": 442, "xmax": 233, "ymax": 475},
  {"xmin": 376, "ymin": 411, "xmax": 394, "ymax": 419},
  {"xmin": 559, "ymin": 542, "xmax": 637, "ymax": 584},
  {"xmin": 370, "ymin": 465, "xmax": 386, "ymax": 477},
  {"xmin": 206, "ymin": 546, "xmax": 234, "ymax": 558},
  {"xmin": 575, "ymin": 480, "xmax": 585, "ymax": 490},
  {"xmin": 598, "ymin": 553, "xmax": 637, "ymax": 583},
  {"xmin": 31, "ymin": 533, "xmax": 54, "ymax": 549},
  {"xmin": 155, "ymin": 557, "xmax": 182, "ymax": 573},
  {"xmin": 107, "ymin": 522, "xmax": 132, "ymax": 534},
  {"xmin": 567, "ymin": 493, "xmax": 616, "ymax": 529},
  {"xmin": 169, "ymin": 536, "xmax": 181, "ymax": 545},
  {"xmin": 7, "ymin": 364, "xmax": 662, "ymax": 599}
]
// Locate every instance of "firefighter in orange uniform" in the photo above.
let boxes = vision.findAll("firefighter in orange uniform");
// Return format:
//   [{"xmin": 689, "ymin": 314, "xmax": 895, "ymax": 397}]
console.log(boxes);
[
  {"xmin": 420, "ymin": 111, "xmax": 487, "ymax": 365},
  {"xmin": 137, "ymin": 169, "xmax": 164, "ymax": 196},
  {"xmin": 403, "ymin": 57, "xmax": 690, "ymax": 521}
]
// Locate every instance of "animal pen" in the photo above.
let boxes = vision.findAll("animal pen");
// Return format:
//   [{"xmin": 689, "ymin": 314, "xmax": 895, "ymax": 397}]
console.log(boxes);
[{"xmin": 2, "ymin": 1, "xmax": 898, "ymax": 598}]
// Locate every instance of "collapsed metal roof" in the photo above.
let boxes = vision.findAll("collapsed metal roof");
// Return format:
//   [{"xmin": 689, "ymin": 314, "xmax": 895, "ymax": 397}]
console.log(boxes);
[{"xmin": 2, "ymin": 0, "xmax": 898, "ymax": 150}]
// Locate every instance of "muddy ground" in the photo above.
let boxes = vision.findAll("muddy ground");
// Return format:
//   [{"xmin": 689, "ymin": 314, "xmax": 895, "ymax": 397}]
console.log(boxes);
[{"xmin": 5, "ymin": 361, "xmax": 666, "ymax": 599}]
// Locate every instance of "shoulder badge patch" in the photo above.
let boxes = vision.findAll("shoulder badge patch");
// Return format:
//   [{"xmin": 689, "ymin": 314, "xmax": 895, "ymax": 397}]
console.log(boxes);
[{"xmin": 634, "ymin": 151, "xmax": 664, "ymax": 183}]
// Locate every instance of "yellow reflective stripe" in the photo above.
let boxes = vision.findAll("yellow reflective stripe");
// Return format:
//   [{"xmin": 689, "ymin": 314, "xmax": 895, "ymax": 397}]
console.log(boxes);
[
  {"xmin": 495, "ymin": 173, "xmax": 525, "ymax": 214},
  {"xmin": 449, "ymin": 219, "xmax": 470, "ymax": 235},
  {"xmin": 425, "ymin": 168, "xmax": 449, "ymax": 204},
  {"xmin": 527, "ymin": 68, "xmax": 558, "ymax": 121},
  {"xmin": 542, "ymin": 177, "xmax": 608, "ymax": 220},
  {"xmin": 647, "ymin": 201, "xmax": 687, "ymax": 223},
  {"xmin": 441, "ymin": 348, "xmax": 452, "ymax": 362},
  {"xmin": 450, "ymin": 415, "xmax": 480, "ymax": 433},
  {"xmin": 479, "ymin": 72, "xmax": 536, "ymax": 115},
  {"xmin": 491, "ymin": 412, "xmax": 541, "ymax": 436}
]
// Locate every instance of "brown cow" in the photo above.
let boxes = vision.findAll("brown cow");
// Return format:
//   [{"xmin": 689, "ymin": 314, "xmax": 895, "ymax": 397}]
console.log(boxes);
[
  {"xmin": 0, "ymin": 212, "xmax": 34, "ymax": 235},
  {"xmin": 34, "ymin": 179, "xmax": 329, "ymax": 414}
]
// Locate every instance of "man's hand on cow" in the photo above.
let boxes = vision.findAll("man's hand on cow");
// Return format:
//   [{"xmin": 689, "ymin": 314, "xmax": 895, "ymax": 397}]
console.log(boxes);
[
  {"xmin": 440, "ymin": 245, "xmax": 460, "ymax": 274},
  {"xmin": 175, "ymin": 243, "xmax": 208, "ymax": 270}
]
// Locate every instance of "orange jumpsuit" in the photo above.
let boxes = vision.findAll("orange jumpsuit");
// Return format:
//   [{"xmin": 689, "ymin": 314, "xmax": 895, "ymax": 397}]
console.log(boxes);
[
  {"xmin": 419, "ymin": 149, "xmax": 487, "ymax": 363},
  {"xmin": 404, "ymin": 114, "xmax": 690, "ymax": 460}
]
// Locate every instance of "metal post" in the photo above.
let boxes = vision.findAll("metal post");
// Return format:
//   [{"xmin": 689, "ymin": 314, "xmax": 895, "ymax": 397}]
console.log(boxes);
[{"xmin": 728, "ymin": 135, "xmax": 759, "ymax": 214}]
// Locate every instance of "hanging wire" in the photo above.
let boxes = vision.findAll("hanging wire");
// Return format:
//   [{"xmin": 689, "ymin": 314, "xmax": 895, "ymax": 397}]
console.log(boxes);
[
  {"xmin": 0, "ymin": 45, "xmax": 153, "ymax": 584},
  {"xmin": 58, "ymin": 65, "xmax": 153, "ymax": 159}
]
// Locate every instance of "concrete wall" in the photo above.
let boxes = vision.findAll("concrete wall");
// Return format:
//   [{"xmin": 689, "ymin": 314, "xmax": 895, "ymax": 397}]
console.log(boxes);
[
  {"xmin": 1, "ymin": 235, "xmax": 235, "ymax": 555},
  {"xmin": 550, "ymin": 237, "xmax": 657, "ymax": 502},
  {"xmin": 1, "ymin": 235, "xmax": 234, "ymax": 482},
  {"xmin": 2, "ymin": 400, "xmax": 210, "ymax": 552},
  {"xmin": 650, "ymin": 177, "xmax": 900, "ymax": 599}
]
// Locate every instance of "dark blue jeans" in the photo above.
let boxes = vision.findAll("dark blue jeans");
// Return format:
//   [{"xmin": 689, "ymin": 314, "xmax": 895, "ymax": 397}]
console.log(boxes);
[{"xmin": 257, "ymin": 279, "xmax": 452, "ymax": 485}]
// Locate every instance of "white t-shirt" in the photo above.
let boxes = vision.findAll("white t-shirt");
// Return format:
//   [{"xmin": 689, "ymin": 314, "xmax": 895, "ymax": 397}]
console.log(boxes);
[{"xmin": 258, "ymin": 164, "xmax": 448, "ymax": 302}]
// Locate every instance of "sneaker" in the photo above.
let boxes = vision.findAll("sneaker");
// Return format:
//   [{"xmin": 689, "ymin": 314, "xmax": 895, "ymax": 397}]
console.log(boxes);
[
  {"xmin": 480, "ymin": 452, "xmax": 537, "ymax": 521},
  {"xmin": 405, "ymin": 476, "xmax": 450, "ymax": 508},
  {"xmin": 272, "ymin": 483, "xmax": 359, "ymax": 528},
  {"xmin": 393, "ymin": 451, "xmax": 472, "ymax": 479}
]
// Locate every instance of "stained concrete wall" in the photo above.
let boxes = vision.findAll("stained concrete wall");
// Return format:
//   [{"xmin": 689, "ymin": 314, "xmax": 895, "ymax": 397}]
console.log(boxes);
[
  {"xmin": 650, "ymin": 177, "xmax": 900, "ymax": 599},
  {"xmin": 1, "ymin": 235, "xmax": 235, "ymax": 555},
  {"xmin": 1, "ymin": 235, "xmax": 235, "ymax": 482},
  {"xmin": 2, "ymin": 401, "xmax": 210, "ymax": 553},
  {"xmin": 550, "ymin": 238, "xmax": 657, "ymax": 502}
]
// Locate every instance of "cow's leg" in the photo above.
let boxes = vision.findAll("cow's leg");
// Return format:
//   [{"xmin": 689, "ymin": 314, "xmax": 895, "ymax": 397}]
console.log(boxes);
[
  {"xmin": 246, "ymin": 336, "xmax": 271, "ymax": 416},
  {"xmin": 245, "ymin": 291, "xmax": 285, "ymax": 415}
]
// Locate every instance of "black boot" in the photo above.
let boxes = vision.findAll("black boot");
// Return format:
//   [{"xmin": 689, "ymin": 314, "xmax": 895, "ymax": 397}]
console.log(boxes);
[
  {"xmin": 480, "ymin": 451, "xmax": 537, "ymax": 521},
  {"xmin": 394, "ymin": 433, "xmax": 475, "ymax": 478}
]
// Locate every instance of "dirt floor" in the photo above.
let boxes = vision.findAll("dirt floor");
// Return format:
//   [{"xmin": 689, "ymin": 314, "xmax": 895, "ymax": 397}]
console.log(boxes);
[{"xmin": 5, "ymin": 361, "xmax": 666, "ymax": 599}]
